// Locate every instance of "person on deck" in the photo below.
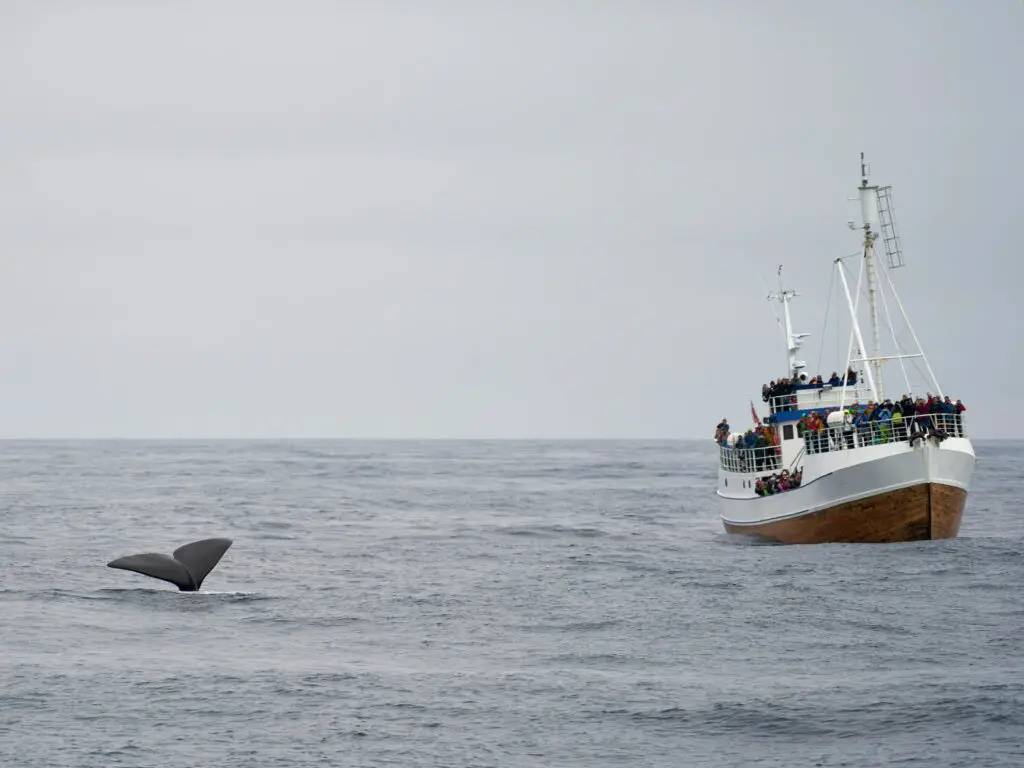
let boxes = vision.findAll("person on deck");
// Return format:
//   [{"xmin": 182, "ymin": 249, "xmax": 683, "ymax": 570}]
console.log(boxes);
[
  {"xmin": 915, "ymin": 398, "xmax": 933, "ymax": 433},
  {"xmin": 891, "ymin": 408, "xmax": 905, "ymax": 442},
  {"xmin": 876, "ymin": 403, "xmax": 893, "ymax": 443},
  {"xmin": 954, "ymin": 399, "xmax": 967, "ymax": 437},
  {"xmin": 854, "ymin": 405, "xmax": 871, "ymax": 447}
]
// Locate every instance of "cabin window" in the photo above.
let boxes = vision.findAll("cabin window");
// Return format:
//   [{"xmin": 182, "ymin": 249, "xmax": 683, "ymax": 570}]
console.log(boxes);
[
  {"xmin": 724, "ymin": 478, "xmax": 728, "ymax": 487},
  {"xmin": 783, "ymin": 424, "xmax": 794, "ymax": 440}
]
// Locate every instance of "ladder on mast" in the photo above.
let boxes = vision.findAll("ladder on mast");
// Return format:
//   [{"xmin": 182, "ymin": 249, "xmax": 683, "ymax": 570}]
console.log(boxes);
[{"xmin": 876, "ymin": 185, "xmax": 905, "ymax": 269}]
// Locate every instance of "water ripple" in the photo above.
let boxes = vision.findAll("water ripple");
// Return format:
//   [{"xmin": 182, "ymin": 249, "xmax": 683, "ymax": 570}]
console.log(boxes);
[{"xmin": 0, "ymin": 439, "xmax": 1020, "ymax": 768}]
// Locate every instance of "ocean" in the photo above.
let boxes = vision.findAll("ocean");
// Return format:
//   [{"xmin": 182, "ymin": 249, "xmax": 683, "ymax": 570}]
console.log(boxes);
[{"xmin": 1, "ymin": 439, "xmax": 1021, "ymax": 767}]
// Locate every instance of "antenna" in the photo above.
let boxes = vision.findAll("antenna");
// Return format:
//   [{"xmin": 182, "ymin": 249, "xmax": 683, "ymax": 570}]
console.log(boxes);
[{"xmin": 766, "ymin": 265, "xmax": 810, "ymax": 380}]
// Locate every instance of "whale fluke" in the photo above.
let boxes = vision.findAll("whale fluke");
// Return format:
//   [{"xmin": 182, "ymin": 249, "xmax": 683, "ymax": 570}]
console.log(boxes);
[{"xmin": 107, "ymin": 538, "xmax": 233, "ymax": 591}]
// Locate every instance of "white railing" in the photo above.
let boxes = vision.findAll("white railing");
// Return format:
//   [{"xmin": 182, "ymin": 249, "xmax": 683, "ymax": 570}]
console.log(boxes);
[
  {"xmin": 719, "ymin": 443, "xmax": 783, "ymax": 473},
  {"xmin": 803, "ymin": 412, "xmax": 967, "ymax": 454},
  {"xmin": 764, "ymin": 385, "xmax": 875, "ymax": 415},
  {"xmin": 766, "ymin": 392, "xmax": 799, "ymax": 414}
]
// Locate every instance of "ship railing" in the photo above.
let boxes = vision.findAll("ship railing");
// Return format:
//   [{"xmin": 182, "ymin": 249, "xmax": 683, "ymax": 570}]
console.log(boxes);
[
  {"xmin": 766, "ymin": 393, "xmax": 800, "ymax": 414},
  {"xmin": 803, "ymin": 412, "xmax": 968, "ymax": 454},
  {"xmin": 719, "ymin": 443, "xmax": 783, "ymax": 473},
  {"xmin": 765, "ymin": 387, "xmax": 875, "ymax": 415}
]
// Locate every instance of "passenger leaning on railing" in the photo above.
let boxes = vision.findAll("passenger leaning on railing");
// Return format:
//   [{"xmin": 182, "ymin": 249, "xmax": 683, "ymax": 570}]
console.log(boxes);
[
  {"xmin": 892, "ymin": 407, "xmax": 905, "ymax": 441},
  {"xmin": 753, "ymin": 467, "xmax": 803, "ymax": 496},
  {"xmin": 797, "ymin": 410, "xmax": 831, "ymax": 453},
  {"xmin": 717, "ymin": 423, "xmax": 782, "ymax": 472},
  {"xmin": 953, "ymin": 398, "xmax": 967, "ymax": 437},
  {"xmin": 819, "ymin": 394, "xmax": 968, "ymax": 447},
  {"xmin": 876, "ymin": 403, "xmax": 893, "ymax": 443},
  {"xmin": 763, "ymin": 379, "xmax": 797, "ymax": 413},
  {"xmin": 719, "ymin": 393, "xmax": 967, "ymax": 473}
]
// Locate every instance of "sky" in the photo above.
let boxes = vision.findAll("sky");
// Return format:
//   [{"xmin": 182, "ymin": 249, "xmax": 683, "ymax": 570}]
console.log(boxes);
[{"xmin": 0, "ymin": 1, "xmax": 1020, "ymax": 439}]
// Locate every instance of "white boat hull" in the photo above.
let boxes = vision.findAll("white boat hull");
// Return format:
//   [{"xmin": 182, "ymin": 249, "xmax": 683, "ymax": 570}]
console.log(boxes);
[{"xmin": 718, "ymin": 436, "xmax": 975, "ymax": 544}]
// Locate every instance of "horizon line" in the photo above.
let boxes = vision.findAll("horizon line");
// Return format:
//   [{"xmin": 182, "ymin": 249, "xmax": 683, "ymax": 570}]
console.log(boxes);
[{"xmin": 0, "ymin": 435, "xmax": 1013, "ymax": 442}]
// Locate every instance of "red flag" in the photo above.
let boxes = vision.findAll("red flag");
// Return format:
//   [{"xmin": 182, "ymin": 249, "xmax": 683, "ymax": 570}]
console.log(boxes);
[{"xmin": 750, "ymin": 400, "xmax": 760, "ymax": 426}]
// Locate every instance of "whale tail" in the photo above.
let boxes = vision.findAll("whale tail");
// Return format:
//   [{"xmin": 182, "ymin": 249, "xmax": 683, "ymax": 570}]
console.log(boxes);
[{"xmin": 107, "ymin": 538, "xmax": 233, "ymax": 591}]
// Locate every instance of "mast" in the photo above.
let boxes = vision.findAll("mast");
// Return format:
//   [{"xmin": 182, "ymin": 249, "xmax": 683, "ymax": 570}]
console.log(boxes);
[
  {"xmin": 858, "ymin": 153, "xmax": 884, "ymax": 400},
  {"xmin": 768, "ymin": 267, "xmax": 810, "ymax": 382}
]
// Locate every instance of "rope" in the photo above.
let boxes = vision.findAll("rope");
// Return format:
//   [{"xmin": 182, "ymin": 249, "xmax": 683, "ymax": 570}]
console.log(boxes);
[{"xmin": 848, "ymin": 253, "xmax": 938, "ymax": 398}]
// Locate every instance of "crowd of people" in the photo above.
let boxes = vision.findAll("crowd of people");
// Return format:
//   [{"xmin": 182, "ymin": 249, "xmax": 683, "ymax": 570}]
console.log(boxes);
[
  {"xmin": 718, "ymin": 394, "xmax": 967, "ymax": 450},
  {"xmin": 754, "ymin": 468, "xmax": 802, "ymax": 496},
  {"xmin": 715, "ymin": 393, "xmax": 969, "ymax": 490},
  {"xmin": 799, "ymin": 393, "xmax": 967, "ymax": 453},
  {"xmin": 762, "ymin": 368, "xmax": 859, "ymax": 413},
  {"xmin": 715, "ymin": 420, "xmax": 783, "ymax": 473},
  {"xmin": 715, "ymin": 419, "xmax": 779, "ymax": 450}
]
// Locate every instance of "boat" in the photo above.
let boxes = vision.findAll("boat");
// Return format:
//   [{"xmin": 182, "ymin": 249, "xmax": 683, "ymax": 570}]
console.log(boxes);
[{"xmin": 716, "ymin": 155, "xmax": 975, "ymax": 544}]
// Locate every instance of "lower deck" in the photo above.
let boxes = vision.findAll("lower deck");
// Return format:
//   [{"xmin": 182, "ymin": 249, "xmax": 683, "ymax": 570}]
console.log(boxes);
[{"xmin": 718, "ymin": 412, "xmax": 968, "ymax": 500}]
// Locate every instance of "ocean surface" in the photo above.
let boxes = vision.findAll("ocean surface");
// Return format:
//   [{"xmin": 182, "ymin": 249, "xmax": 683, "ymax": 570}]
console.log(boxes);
[{"xmin": 1, "ymin": 439, "xmax": 1021, "ymax": 767}]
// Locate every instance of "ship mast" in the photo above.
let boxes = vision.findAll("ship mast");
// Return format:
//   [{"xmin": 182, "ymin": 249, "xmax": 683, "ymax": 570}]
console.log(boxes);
[
  {"xmin": 768, "ymin": 266, "xmax": 809, "ymax": 382},
  {"xmin": 858, "ymin": 153, "xmax": 885, "ymax": 400}
]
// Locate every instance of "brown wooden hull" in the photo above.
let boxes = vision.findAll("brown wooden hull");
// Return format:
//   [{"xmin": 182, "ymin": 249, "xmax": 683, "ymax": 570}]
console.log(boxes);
[{"xmin": 722, "ymin": 482, "xmax": 967, "ymax": 544}]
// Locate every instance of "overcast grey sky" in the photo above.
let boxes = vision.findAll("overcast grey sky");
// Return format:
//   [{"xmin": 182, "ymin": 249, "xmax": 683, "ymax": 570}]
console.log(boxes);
[{"xmin": 0, "ymin": 1, "xmax": 1020, "ymax": 438}]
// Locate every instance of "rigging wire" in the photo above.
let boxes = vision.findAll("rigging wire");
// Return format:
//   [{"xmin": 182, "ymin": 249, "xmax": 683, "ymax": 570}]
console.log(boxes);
[
  {"xmin": 877, "ymin": 259, "xmax": 942, "ymax": 396},
  {"xmin": 815, "ymin": 263, "xmax": 836, "ymax": 376},
  {"xmin": 846, "ymin": 249, "xmax": 939, "ymax": 397},
  {"xmin": 875, "ymin": 258, "xmax": 912, "ymax": 395}
]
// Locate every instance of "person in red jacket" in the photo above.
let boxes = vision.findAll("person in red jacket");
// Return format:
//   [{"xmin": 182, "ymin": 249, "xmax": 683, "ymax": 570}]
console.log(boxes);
[{"xmin": 954, "ymin": 399, "xmax": 967, "ymax": 437}]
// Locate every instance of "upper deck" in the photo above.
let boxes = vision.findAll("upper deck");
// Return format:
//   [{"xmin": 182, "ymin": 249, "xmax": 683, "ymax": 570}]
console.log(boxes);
[{"xmin": 763, "ymin": 381, "xmax": 875, "ymax": 422}]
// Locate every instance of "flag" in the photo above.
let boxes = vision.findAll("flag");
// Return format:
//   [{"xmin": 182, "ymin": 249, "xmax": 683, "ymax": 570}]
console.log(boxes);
[{"xmin": 750, "ymin": 400, "xmax": 760, "ymax": 426}]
